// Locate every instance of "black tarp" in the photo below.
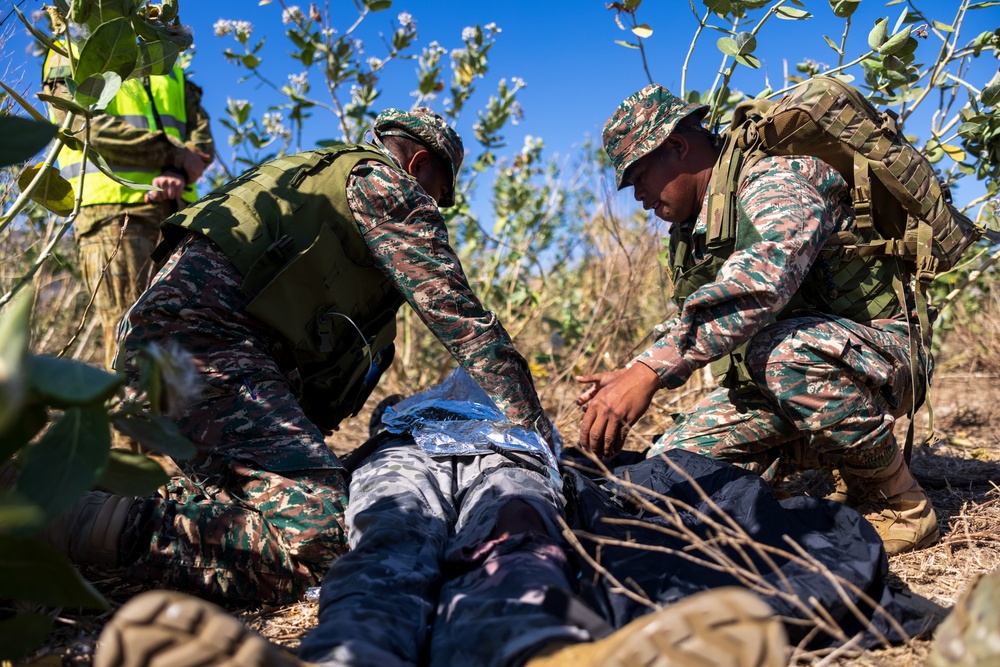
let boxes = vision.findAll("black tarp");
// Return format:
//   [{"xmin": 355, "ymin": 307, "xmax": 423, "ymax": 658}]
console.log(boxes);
[{"xmin": 561, "ymin": 449, "xmax": 911, "ymax": 649}]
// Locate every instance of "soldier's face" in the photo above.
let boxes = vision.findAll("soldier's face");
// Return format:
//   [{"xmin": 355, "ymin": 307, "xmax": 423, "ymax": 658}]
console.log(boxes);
[
  {"xmin": 412, "ymin": 151, "xmax": 451, "ymax": 206},
  {"xmin": 624, "ymin": 136, "xmax": 700, "ymax": 224}
]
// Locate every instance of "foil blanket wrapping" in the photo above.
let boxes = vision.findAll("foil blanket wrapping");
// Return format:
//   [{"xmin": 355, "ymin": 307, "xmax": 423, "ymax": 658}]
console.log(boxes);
[{"xmin": 379, "ymin": 368, "xmax": 562, "ymax": 478}]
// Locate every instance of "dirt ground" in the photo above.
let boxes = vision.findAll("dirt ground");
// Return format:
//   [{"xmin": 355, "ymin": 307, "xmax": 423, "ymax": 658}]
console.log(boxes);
[{"xmin": 9, "ymin": 369, "xmax": 1000, "ymax": 667}]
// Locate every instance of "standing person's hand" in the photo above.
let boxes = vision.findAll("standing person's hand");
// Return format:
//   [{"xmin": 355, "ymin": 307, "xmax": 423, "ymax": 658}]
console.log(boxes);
[
  {"xmin": 145, "ymin": 172, "xmax": 185, "ymax": 203},
  {"xmin": 181, "ymin": 147, "xmax": 212, "ymax": 184},
  {"xmin": 576, "ymin": 363, "xmax": 659, "ymax": 458}
]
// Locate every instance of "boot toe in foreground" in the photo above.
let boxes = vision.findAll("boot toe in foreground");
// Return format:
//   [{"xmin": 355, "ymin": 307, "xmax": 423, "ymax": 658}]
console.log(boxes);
[
  {"xmin": 96, "ymin": 591, "xmax": 308, "ymax": 667},
  {"xmin": 529, "ymin": 587, "xmax": 788, "ymax": 667}
]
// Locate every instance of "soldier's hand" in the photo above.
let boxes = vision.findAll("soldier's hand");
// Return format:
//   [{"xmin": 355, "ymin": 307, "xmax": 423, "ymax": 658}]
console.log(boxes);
[
  {"xmin": 145, "ymin": 173, "xmax": 186, "ymax": 203},
  {"xmin": 575, "ymin": 369, "xmax": 625, "ymax": 407},
  {"xmin": 577, "ymin": 363, "xmax": 659, "ymax": 459},
  {"xmin": 181, "ymin": 148, "xmax": 212, "ymax": 184}
]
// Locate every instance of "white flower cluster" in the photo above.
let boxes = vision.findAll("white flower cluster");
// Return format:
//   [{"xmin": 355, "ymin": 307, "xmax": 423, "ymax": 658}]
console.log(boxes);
[
  {"xmin": 461, "ymin": 26, "xmax": 477, "ymax": 42},
  {"xmin": 282, "ymin": 5, "xmax": 304, "ymax": 25},
  {"xmin": 288, "ymin": 71, "xmax": 309, "ymax": 89},
  {"xmin": 263, "ymin": 112, "xmax": 291, "ymax": 139},
  {"xmin": 214, "ymin": 19, "xmax": 254, "ymax": 40},
  {"xmin": 398, "ymin": 11, "xmax": 415, "ymax": 31}
]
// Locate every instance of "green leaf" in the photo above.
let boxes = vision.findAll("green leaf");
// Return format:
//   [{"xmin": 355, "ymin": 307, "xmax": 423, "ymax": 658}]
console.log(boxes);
[
  {"xmin": 0, "ymin": 79, "xmax": 51, "ymax": 123},
  {"xmin": 879, "ymin": 26, "xmax": 912, "ymax": 55},
  {"xmin": 717, "ymin": 36, "xmax": 739, "ymax": 56},
  {"xmin": 28, "ymin": 355, "xmax": 123, "ymax": 407},
  {"xmin": 957, "ymin": 121, "xmax": 983, "ymax": 139},
  {"xmin": 776, "ymin": 6, "xmax": 811, "ymax": 19},
  {"xmin": 0, "ymin": 289, "xmax": 32, "ymax": 435},
  {"xmin": 823, "ymin": 35, "xmax": 843, "ymax": 55},
  {"xmin": 18, "ymin": 406, "xmax": 111, "ymax": 520},
  {"xmin": 36, "ymin": 92, "xmax": 90, "ymax": 117},
  {"xmin": 931, "ymin": 20, "xmax": 954, "ymax": 33},
  {"xmin": 367, "ymin": 0, "xmax": 392, "ymax": 9},
  {"xmin": 0, "ymin": 536, "xmax": 108, "ymax": 609},
  {"xmin": 98, "ymin": 449, "xmax": 168, "ymax": 496},
  {"xmin": 0, "ymin": 612, "xmax": 54, "ymax": 661},
  {"xmin": 135, "ymin": 40, "xmax": 180, "ymax": 77},
  {"xmin": 733, "ymin": 32, "xmax": 757, "ymax": 55},
  {"xmin": 0, "ymin": 116, "xmax": 57, "ymax": 168},
  {"xmin": 735, "ymin": 53, "xmax": 761, "ymax": 69},
  {"xmin": 968, "ymin": 1, "xmax": 1000, "ymax": 7},
  {"xmin": 74, "ymin": 72, "xmax": 122, "ymax": 111},
  {"xmin": 13, "ymin": 5, "xmax": 68, "ymax": 59},
  {"xmin": 85, "ymin": 151, "xmax": 159, "ymax": 191},
  {"xmin": 242, "ymin": 54, "xmax": 261, "ymax": 69},
  {"xmin": 614, "ymin": 40, "xmax": 639, "ymax": 49},
  {"xmin": 75, "ymin": 17, "xmax": 138, "ymax": 83},
  {"xmin": 982, "ymin": 72, "xmax": 1000, "ymax": 106},
  {"xmin": 829, "ymin": 0, "xmax": 860, "ymax": 17},
  {"xmin": 0, "ymin": 490, "xmax": 46, "ymax": 532},
  {"xmin": 632, "ymin": 24, "xmax": 653, "ymax": 38},
  {"xmin": 0, "ymin": 403, "xmax": 48, "ymax": 462},
  {"xmin": 111, "ymin": 414, "xmax": 196, "ymax": 460},
  {"xmin": 868, "ymin": 17, "xmax": 889, "ymax": 50}
]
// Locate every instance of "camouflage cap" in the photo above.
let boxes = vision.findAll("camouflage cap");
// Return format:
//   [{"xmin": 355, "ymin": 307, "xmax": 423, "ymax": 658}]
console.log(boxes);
[
  {"xmin": 602, "ymin": 84, "xmax": 708, "ymax": 190},
  {"xmin": 373, "ymin": 107, "xmax": 464, "ymax": 206}
]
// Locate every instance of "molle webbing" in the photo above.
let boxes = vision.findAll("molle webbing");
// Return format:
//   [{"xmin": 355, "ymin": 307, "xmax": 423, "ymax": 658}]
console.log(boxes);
[{"xmin": 166, "ymin": 145, "xmax": 405, "ymax": 429}]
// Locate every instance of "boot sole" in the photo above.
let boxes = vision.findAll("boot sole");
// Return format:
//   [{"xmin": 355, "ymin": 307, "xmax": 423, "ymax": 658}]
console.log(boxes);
[
  {"xmin": 601, "ymin": 587, "xmax": 788, "ymax": 667},
  {"xmin": 95, "ymin": 591, "xmax": 306, "ymax": 667}
]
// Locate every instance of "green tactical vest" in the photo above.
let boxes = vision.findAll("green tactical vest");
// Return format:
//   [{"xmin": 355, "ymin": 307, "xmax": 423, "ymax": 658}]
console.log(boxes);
[
  {"xmin": 166, "ymin": 144, "xmax": 405, "ymax": 429},
  {"xmin": 43, "ymin": 49, "xmax": 199, "ymax": 206},
  {"xmin": 668, "ymin": 142, "xmax": 901, "ymax": 392}
]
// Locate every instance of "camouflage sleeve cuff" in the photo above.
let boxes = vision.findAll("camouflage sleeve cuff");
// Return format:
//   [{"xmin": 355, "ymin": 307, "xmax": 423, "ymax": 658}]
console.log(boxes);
[
  {"xmin": 633, "ymin": 342, "xmax": 694, "ymax": 390},
  {"xmin": 166, "ymin": 143, "xmax": 188, "ymax": 170},
  {"xmin": 450, "ymin": 318, "xmax": 547, "ymax": 431}
]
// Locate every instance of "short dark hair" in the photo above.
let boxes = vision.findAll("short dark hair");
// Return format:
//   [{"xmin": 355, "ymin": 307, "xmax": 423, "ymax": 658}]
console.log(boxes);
[{"xmin": 382, "ymin": 133, "xmax": 448, "ymax": 174}]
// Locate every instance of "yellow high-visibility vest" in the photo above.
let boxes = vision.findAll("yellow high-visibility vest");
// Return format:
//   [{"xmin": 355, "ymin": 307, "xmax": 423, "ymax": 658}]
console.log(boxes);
[{"xmin": 43, "ymin": 50, "xmax": 198, "ymax": 205}]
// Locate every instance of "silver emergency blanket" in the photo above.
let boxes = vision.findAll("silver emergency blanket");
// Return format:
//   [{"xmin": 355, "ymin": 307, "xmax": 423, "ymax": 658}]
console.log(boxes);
[{"xmin": 379, "ymin": 367, "xmax": 562, "ymax": 475}]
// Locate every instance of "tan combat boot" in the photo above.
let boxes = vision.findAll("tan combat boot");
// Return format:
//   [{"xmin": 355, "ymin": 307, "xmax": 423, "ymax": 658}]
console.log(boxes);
[
  {"xmin": 824, "ymin": 469, "xmax": 859, "ymax": 506},
  {"xmin": 524, "ymin": 587, "xmax": 788, "ymax": 667},
  {"xmin": 841, "ymin": 449, "xmax": 939, "ymax": 556},
  {"xmin": 96, "ymin": 591, "xmax": 314, "ymax": 667},
  {"xmin": 39, "ymin": 491, "xmax": 137, "ymax": 568}
]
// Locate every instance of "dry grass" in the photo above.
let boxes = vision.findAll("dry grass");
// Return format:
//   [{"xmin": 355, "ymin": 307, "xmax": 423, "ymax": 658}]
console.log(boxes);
[{"xmin": 7, "ymin": 222, "xmax": 1000, "ymax": 666}]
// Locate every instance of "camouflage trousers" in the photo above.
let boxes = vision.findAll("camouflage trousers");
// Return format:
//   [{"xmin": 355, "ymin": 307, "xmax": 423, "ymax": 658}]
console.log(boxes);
[
  {"xmin": 76, "ymin": 202, "xmax": 176, "ymax": 370},
  {"xmin": 298, "ymin": 436, "xmax": 587, "ymax": 667},
  {"xmin": 648, "ymin": 314, "xmax": 924, "ymax": 480},
  {"xmin": 116, "ymin": 234, "xmax": 348, "ymax": 603}
]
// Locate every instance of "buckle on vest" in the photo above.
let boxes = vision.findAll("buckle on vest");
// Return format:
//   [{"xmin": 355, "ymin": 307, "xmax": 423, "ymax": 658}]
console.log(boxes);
[
  {"xmin": 266, "ymin": 235, "xmax": 295, "ymax": 261},
  {"xmin": 880, "ymin": 109, "xmax": 899, "ymax": 138}
]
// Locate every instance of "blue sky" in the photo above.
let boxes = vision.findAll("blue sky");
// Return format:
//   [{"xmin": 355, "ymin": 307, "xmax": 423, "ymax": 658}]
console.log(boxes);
[{"xmin": 1, "ymin": 0, "xmax": 996, "ymax": 210}]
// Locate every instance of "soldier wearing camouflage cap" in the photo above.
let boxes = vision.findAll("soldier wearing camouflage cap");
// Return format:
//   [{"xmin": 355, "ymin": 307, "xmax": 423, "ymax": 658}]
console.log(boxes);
[
  {"xmin": 39, "ymin": 106, "xmax": 553, "ymax": 604},
  {"xmin": 578, "ymin": 83, "xmax": 938, "ymax": 556}
]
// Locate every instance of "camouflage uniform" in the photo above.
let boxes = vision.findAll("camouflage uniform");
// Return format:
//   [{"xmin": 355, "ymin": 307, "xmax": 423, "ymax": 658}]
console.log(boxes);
[
  {"xmin": 42, "ymin": 67, "xmax": 214, "ymax": 369},
  {"xmin": 114, "ymin": 110, "xmax": 548, "ymax": 603},
  {"xmin": 298, "ymin": 395, "xmax": 580, "ymax": 667},
  {"xmin": 603, "ymin": 88, "xmax": 925, "ymax": 481}
]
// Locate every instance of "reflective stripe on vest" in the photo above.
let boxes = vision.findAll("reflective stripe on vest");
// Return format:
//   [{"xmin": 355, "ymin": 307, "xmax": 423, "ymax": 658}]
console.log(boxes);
[{"xmin": 43, "ymin": 50, "xmax": 197, "ymax": 206}]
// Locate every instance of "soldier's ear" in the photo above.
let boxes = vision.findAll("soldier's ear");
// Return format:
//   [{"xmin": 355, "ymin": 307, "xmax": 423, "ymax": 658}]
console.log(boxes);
[
  {"xmin": 405, "ymin": 149, "xmax": 433, "ymax": 177},
  {"xmin": 664, "ymin": 132, "xmax": 690, "ymax": 161}
]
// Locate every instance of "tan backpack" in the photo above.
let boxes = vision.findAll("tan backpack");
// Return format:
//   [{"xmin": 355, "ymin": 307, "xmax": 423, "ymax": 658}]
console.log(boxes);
[{"xmin": 706, "ymin": 76, "xmax": 996, "ymax": 455}]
